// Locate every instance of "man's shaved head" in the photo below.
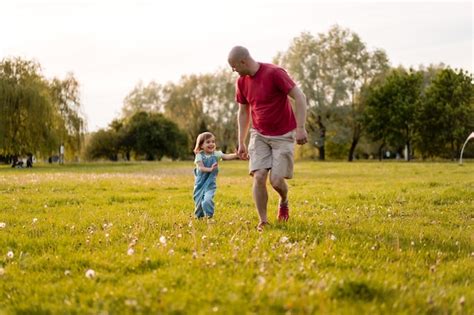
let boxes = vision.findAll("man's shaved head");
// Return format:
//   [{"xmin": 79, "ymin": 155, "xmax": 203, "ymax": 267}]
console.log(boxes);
[
  {"xmin": 228, "ymin": 46, "xmax": 250, "ymax": 62},
  {"xmin": 228, "ymin": 46, "xmax": 259, "ymax": 76}
]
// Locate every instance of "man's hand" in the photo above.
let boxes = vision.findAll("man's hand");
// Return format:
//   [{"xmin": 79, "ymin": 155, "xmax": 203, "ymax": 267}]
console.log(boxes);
[
  {"xmin": 237, "ymin": 144, "xmax": 249, "ymax": 160},
  {"xmin": 295, "ymin": 128, "xmax": 308, "ymax": 145}
]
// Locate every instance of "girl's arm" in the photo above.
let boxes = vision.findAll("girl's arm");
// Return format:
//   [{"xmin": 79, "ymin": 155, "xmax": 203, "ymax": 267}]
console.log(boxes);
[
  {"xmin": 196, "ymin": 161, "xmax": 218, "ymax": 172},
  {"xmin": 221, "ymin": 153, "xmax": 239, "ymax": 160}
]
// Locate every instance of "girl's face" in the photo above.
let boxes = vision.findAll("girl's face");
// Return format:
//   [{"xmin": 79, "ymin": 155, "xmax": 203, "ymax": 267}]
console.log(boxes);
[{"xmin": 201, "ymin": 137, "xmax": 216, "ymax": 154}]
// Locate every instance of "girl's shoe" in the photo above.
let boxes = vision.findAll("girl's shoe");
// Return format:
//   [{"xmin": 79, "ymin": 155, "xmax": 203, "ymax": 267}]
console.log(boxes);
[{"xmin": 257, "ymin": 221, "xmax": 270, "ymax": 232}]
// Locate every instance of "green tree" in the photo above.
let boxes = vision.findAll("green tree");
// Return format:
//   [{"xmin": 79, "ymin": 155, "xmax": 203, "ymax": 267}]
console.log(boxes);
[
  {"xmin": 85, "ymin": 129, "xmax": 120, "ymax": 161},
  {"xmin": 363, "ymin": 68, "xmax": 424, "ymax": 160},
  {"xmin": 275, "ymin": 26, "xmax": 389, "ymax": 161},
  {"xmin": 126, "ymin": 111, "xmax": 188, "ymax": 160},
  {"xmin": 416, "ymin": 68, "xmax": 474, "ymax": 159}
]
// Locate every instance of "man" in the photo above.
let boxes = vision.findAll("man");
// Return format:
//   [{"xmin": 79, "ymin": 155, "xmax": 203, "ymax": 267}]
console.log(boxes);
[{"xmin": 228, "ymin": 46, "xmax": 308, "ymax": 231}]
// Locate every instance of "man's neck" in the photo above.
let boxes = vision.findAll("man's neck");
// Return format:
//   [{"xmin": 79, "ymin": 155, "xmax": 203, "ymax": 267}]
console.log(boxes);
[{"xmin": 249, "ymin": 61, "xmax": 260, "ymax": 76}]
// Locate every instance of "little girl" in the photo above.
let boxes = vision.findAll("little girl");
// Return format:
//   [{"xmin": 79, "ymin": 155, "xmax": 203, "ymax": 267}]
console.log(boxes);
[{"xmin": 193, "ymin": 132, "xmax": 238, "ymax": 219}]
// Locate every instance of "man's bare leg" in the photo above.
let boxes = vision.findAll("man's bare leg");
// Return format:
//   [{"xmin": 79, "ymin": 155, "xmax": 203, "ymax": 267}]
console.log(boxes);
[
  {"xmin": 270, "ymin": 173, "xmax": 290, "ymax": 221},
  {"xmin": 270, "ymin": 173, "xmax": 288, "ymax": 205},
  {"xmin": 253, "ymin": 169, "xmax": 269, "ymax": 224}
]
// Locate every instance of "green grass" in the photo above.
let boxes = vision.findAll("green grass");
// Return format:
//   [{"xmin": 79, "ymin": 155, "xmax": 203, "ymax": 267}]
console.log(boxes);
[{"xmin": 0, "ymin": 161, "xmax": 473, "ymax": 314}]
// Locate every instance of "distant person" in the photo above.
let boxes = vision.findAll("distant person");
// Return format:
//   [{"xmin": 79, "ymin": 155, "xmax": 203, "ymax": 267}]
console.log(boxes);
[
  {"xmin": 193, "ymin": 132, "xmax": 238, "ymax": 219},
  {"xmin": 228, "ymin": 46, "xmax": 308, "ymax": 231},
  {"xmin": 59, "ymin": 144, "xmax": 65, "ymax": 164},
  {"xmin": 26, "ymin": 154, "xmax": 33, "ymax": 168}
]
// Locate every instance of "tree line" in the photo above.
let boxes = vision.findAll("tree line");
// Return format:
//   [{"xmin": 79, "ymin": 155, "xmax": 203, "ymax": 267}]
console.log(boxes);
[{"xmin": 1, "ymin": 25, "xmax": 473, "ymax": 163}]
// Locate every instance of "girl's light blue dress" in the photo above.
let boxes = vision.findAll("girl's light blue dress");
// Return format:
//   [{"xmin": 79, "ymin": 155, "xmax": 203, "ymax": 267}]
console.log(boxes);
[{"xmin": 193, "ymin": 151, "xmax": 223, "ymax": 218}]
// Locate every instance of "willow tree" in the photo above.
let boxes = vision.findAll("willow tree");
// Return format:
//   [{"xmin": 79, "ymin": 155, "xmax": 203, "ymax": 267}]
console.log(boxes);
[
  {"xmin": 0, "ymin": 58, "xmax": 57, "ymax": 157},
  {"xmin": 275, "ymin": 25, "xmax": 389, "ymax": 161},
  {"xmin": 0, "ymin": 57, "xmax": 85, "ymax": 160}
]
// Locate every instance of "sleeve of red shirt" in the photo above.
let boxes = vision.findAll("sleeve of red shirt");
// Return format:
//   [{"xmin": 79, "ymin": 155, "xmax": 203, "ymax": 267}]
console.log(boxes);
[
  {"xmin": 272, "ymin": 67, "xmax": 296, "ymax": 95},
  {"xmin": 235, "ymin": 79, "xmax": 248, "ymax": 104}
]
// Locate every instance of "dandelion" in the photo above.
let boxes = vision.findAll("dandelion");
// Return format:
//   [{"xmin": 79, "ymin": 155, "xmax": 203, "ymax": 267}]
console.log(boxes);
[
  {"xmin": 129, "ymin": 238, "xmax": 138, "ymax": 247},
  {"xmin": 177, "ymin": 233, "xmax": 182, "ymax": 238},
  {"xmin": 32, "ymin": 218, "xmax": 38, "ymax": 224},
  {"xmin": 318, "ymin": 221, "xmax": 323, "ymax": 226},
  {"xmin": 161, "ymin": 287, "xmax": 168, "ymax": 293},
  {"xmin": 168, "ymin": 249, "xmax": 175, "ymax": 255},
  {"xmin": 125, "ymin": 299, "xmax": 137, "ymax": 306},
  {"xmin": 159, "ymin": 236, "xmax": 167, "ymax": 245},
  {"xmin": 85, "ymin": 269, "xmax": 95, "ymax": 279},
  {"xmin": 279, "ymin": 236, "xmax": 289, "ymax": 243},
  {"xmin": 192, "ymin": 251, "xmax": 198, "ymax": 259},
  {"xmin": 6, "ymin": 251, "xmax": 14, "ymax": 259},
  {"xmin": 127, "ymin": 248, "xmax": 135, "ymax": 256},
  {"xmin": 257, "ymin": 275, "xmax": 266, "ymax": 285},
  {"xmin": 212, "ymin": 306, "xmax": 219, "ymax": 312},
  {"xmin": 330, "ymin": 234, "xmax": 337, "ymax": 241},
  {"xmin": 0, "ymin": 267, "xmax": 4, "ymax": 276},
  {"xmin": 105, "ymin": 233, "xmax": 110, "ymax": 238},
  {"xmin": 459, "ymin": 296, "xmax": 465, "ymax": 306},
  {"xmin": 64, "ymin": 270, "xmax": 71, "ymax": 276},
  {"xmin": 411, "ymin": 241, "xmax": 415, "ymax": 246},
  {"xmin": 0, "ymin": 222, "xmax": 6, "ymax": 229},
  {"xmin": 202, "ymin": 235, "xmax": 207, "ymax": 240}
]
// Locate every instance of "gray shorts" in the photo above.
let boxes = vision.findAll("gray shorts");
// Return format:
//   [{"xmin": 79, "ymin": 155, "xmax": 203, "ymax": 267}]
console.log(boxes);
[{"xmin": 248, "ymin": 129, "xmax": 295, "ymax": 179}]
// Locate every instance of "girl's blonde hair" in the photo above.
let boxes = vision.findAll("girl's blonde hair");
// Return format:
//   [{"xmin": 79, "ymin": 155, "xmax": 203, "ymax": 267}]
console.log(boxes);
[{"xmin": 194, "ymin": 132, "xmax": 215, "ymax": 154}]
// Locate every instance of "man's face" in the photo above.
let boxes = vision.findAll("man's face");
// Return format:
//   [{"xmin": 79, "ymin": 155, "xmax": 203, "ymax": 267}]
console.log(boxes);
[{"xmin": 228, "ymin": 58, "xmax": 248, "ymax": 76}]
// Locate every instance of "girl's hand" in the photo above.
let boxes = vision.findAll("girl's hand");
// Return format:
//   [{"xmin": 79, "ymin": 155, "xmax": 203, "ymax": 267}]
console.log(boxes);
[{"xmin": 210, "ymin": 162, "xmax": 218, "ymax": 171}]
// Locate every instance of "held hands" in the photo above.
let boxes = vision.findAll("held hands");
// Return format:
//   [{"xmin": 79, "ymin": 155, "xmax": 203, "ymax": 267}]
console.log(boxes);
[
  {"xmin": 237, "ymin": 144, "xmax": 249, "ymax": 160},
  {"xmin": 295, "ymin": 128, "xmax": 308, "ymax": 145}
]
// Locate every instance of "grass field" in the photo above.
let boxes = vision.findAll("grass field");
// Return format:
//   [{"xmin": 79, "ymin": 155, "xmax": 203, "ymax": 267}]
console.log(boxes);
[{"xmin": 0, "ymin": 161, "xmax": 473, "ymax": 314}]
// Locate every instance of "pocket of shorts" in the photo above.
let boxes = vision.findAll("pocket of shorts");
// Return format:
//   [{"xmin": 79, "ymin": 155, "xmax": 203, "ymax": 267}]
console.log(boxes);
[{"xmin": 248, "ymin": 131, "xmax": 257, "ymax": 153}]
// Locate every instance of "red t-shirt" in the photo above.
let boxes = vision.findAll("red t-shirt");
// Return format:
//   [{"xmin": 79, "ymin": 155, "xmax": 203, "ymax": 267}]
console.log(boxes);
[{"xmin": 235, "ymin": 63, "xmax": 296, "ymax": 136}]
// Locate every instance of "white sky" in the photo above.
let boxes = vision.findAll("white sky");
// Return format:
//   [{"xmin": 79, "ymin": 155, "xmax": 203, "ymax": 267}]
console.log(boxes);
[{"xmin": 1, "ymin": 0, "xmax": 472, "ymax": 131}]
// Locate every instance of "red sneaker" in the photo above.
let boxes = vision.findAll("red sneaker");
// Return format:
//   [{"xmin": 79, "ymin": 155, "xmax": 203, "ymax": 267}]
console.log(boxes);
[{"xmin": 277, "ymin": 203, "xmax": 289, "ymax": 221}]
